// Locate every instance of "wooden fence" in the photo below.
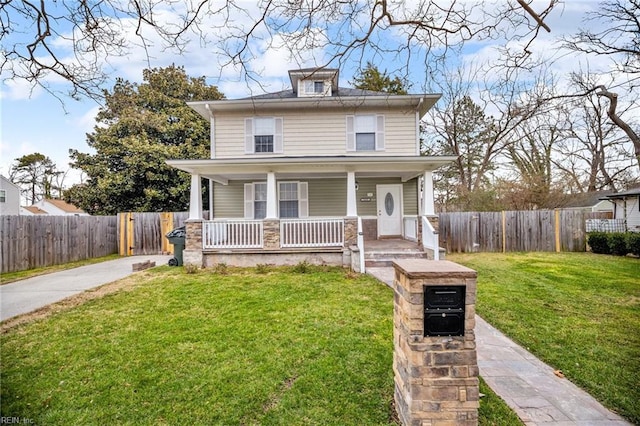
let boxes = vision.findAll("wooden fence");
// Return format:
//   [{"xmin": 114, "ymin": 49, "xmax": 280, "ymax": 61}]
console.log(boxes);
[
  {"xmin": 117, "ymin": 211, "xmax": 189, "ymax": 256},
  {"xmin": 1, "ymin": 215, "xmax": 118, "ymax": 273},
  {"xmin": 439, "ymin": 210, "xmax": 612, "ymax": 253}
]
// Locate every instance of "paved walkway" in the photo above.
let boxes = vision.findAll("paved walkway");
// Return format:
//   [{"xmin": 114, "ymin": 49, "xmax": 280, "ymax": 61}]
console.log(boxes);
[
  {"xmin": 367, "ymin": 266, "xmax": 631, "ymax": 426},
  {"xmin": 1, "ymin": 255, "xmax": 171, "ymax": 321}
]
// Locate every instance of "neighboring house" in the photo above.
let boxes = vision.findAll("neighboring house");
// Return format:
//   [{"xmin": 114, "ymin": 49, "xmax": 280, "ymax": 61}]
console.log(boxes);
[
  {"xmin": 0, "ymin": 175, "xmax": 21, "ymax": 216},
  {"xmin": 562, "ymin": 191, "xmax": 614, "ymax": 215},
  {"xmin": 167, "ymin": 67, "xmax": 454, "ymax": 270},
  {"xmin": 21, "ymin": 205, "xmax": 49, "ymax": 215},
  {"xmin": 23, "ymin": 199, "xmax": 89, "ymax": 216},
  {"xmin": 601, "ymin": 188, "xmax": 640, "ymax": 232}
]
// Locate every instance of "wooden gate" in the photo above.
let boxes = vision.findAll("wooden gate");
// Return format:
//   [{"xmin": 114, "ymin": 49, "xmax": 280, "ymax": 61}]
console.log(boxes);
[{"xmin": 118, "ymin": 212, "xmax": 186, "ymax": 256}]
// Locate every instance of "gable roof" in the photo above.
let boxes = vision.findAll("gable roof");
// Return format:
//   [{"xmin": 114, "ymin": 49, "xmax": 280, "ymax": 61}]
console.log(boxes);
[
  {"xmin": 0, "ymin": 175, "xmax": 21, "ymax": 191},
  {"xmin": 43, "ymin": 198, "xmax": 86, "ymax": 213},
  {"xmin": 23, "ymin": 205, "xmax": 48, "ymax": 215},
  {"xmin": 562, "ymin": 190, "xmax": 615, "ymax": 208}
]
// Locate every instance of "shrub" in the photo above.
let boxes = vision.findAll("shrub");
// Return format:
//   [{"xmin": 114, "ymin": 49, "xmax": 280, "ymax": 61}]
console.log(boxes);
[
  {"xmin": 608, "ymin": 233, "xmax": 628, "ymax": 256},
  {"xmin": 184, "ymin": 263, "xmax": 199, "ymax": 274},
  {"xmin": 626, "ymin": 233, "xmax": 640, "ymax": 256},
  {"xmin": 588, "ymin": 232, "xmax": 610, "ymax": 254},
  {"xmin": 255, "ymin": 263, "xmax": 271, "ymax": 274},
  {"xmin": 292, "ymin": 260, "xmax": 311, "ymax": 274},
  {"xmin": 213, "ymin": 262, "xmax": 228, "ymax": 275}
]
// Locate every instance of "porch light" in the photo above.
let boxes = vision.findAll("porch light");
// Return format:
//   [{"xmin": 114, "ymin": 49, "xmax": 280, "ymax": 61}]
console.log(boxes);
[{"xmin": 355, "ymin": 181, "xmax": 359, "ymax": 191}]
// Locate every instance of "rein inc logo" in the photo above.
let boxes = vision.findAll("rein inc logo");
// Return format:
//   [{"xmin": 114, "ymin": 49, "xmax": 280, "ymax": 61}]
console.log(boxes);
[{"xmin": 1, "ymin": 418, "xmax": 34, "ymax": 424}]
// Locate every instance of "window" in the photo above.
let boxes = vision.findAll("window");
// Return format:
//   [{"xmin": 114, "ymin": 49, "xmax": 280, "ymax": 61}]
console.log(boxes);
[
  {"xmin": 279, "ymin": 182, "xmax": 299, "ymax": 218},
  {"xmin": 244, "ymin": 181, "xmax": 308, "ymax": 219},
  {"xmin": 254, "ymin": 183, "xmax": 267, "ymax": 219},
  {"xmin": 245, "ymin": 117, "xmax": 283, "ymax": 154},
  {"xmin": 0, "ymin": 189, "xmax": 5, "ymax": 203},
  {"xmin": 346, "ymin": 115, "xmax": 385, "ymax": 151},
  {"xmin": 304, "ymin": 80, "xmax": 324, "ymax": 94}
]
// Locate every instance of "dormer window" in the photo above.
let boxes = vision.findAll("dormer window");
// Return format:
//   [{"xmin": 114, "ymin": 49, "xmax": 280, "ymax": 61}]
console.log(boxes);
[
  {"xmin": 305, "ymin": 80, "xmax": 324, "ymax": 94},
  {"xmin": 299, "ymin": 79, "xmax": 331, "ymax": 96}
]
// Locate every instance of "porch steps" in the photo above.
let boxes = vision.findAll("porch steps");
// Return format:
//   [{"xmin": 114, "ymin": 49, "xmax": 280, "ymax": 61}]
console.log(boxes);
[{"xmin": 364, "ymin": 249, "xmax": 429, "ymax": 267}]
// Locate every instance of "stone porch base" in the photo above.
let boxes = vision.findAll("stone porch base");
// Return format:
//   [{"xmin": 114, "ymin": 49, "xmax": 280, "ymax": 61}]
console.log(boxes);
[{"xmin": 201, "ymin": 249, "xmax": 349, "ymax": 268}]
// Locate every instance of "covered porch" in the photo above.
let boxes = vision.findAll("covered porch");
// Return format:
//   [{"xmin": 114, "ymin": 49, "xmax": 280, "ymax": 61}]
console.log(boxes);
[{"xmin": 166, "ymin": 156, "xmax": 452, "ymax": 270}]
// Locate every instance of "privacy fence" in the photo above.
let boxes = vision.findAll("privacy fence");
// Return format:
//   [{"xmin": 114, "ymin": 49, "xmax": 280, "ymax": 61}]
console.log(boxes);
[
  {"xmin": 1, "ymin": 209, "xmax": 613, "ymax": 274},
  {"xmin": 438, "ymin": 210, "xmax": 612, "ymax": 253},
  {"xmin": 1, "ymin": 215, "xmax": 118, "ymax": 274},
  {"xmin": 1, "ymin": 212, "xmax": 190, "ymax": 274}
]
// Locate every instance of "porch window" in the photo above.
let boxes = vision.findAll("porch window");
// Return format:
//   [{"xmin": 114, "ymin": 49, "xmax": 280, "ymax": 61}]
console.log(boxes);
[
  {"xmin": 244, "ymin": 181, "xmax": 308, "ymax": 219},
  {"xmin": 245, "ymin": 117, "xmax": 283, "ymax": 154},
  {"xmin": 254, "ymin": 183, "xmax": 267, "ymax": 219},
  {"xmin": 279, "ymin": 182, "xmax": 299, "ymax": 218},
  {"xmin": 346, "ymin": 114, "xmax": 385, "ymax": 151}
]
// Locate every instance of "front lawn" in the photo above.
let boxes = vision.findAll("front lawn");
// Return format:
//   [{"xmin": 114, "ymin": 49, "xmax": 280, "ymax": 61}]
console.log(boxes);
[
  {"xmin": 0, "ymin": 265, "xmax": 516, "ymax": 425},
  {"xmin": 449, "ymin": 252, "xmax": 640, "ymax": 424}
]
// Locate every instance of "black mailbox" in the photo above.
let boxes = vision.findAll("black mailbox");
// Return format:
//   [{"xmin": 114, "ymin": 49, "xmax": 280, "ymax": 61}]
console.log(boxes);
[{"xmin": 424, "ymin": 286, "xmax": 465, "ymax": 337}]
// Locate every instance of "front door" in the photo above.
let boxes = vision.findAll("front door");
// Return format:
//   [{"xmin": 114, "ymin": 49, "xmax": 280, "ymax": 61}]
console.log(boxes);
[{"xmin": 377, "ymin": 184, "xmax": 403, "ymax": 237}]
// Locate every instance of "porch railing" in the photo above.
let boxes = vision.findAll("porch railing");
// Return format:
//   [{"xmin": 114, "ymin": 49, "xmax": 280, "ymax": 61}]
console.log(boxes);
[
  {"xmin": 281, "ymin": 217, "xmax": 344, "ymax": 248},
  {"xmin": 203, "ymin": 219, "xmax": 263, "ymax": 249},
  {"xmin": 403, "ymin": 216, "xmax": 418, "ymax": 241},
  {"xmin": 422, "ymin": 216, "xmax": 440, "ymax": 261}
]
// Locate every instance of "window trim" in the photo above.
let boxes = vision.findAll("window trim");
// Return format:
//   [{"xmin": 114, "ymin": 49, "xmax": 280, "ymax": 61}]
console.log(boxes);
[
  {"xmin": 346, "ymin": 114, "xmax": 385, "ymax": 152},
  {"xmin": 244, "ymin": 117, "xmax": 283, "ymax": 154},
  {"xmin": 244, "ymin": 181, "xmax": 308, "ymax": 219}
]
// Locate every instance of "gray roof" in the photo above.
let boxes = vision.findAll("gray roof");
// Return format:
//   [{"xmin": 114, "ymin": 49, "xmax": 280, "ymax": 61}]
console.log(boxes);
[
  {"xmin": 238, "ymin": 87, "xmax": 389, "ymax": 100},
  {"xmin": 602, "ymin": 187, "xmax": 640, "ymax": 199}
]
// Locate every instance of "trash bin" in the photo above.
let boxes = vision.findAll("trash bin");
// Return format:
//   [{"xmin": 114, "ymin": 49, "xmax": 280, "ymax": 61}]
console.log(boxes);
[{"xmin": 166, "ymin": 226, "xmax": 186, "ymax": 266}]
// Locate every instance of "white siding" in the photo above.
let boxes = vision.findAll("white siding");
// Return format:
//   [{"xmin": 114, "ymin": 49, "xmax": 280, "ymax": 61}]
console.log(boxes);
[{"xmin": 213, "ymin": 108, "xmax": 417, "ymax": 158}]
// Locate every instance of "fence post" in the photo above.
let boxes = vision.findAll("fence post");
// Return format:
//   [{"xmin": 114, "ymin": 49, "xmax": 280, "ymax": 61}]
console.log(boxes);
[
  {"xmin": 555, "ymin": 209, "xmax": 561, "ymax": 252},
  {"xmin": 501, "ymin": 211, "xmax": 506, "ymax": 253}
]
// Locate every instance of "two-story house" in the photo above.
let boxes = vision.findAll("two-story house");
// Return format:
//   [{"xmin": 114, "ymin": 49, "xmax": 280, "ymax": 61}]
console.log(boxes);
[{"xmin": 167, "ymin": 68, "xmax": 454, "ymax": 271}]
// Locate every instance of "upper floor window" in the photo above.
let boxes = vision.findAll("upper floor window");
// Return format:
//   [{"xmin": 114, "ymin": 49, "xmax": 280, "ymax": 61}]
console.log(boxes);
[
  {"xmin": 346, "ymin": 114, "xmax": 385, "ymax": 152},
  {"xmin": 0, "ymin": 189, "xmax": 5, "ymax": 203},
  {"xmin": 245, "ymin": 117, "xmax": 283, "ymax": 154},
  {"xmin": 305, "ymin": 80, "xmax": 324, "ymax": 94}
]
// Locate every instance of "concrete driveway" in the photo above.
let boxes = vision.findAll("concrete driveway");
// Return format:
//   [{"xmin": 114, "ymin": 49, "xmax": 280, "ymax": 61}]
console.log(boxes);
[{"xmin": 1, "ymin": 255, "xmax": 172, "ymax": 322}]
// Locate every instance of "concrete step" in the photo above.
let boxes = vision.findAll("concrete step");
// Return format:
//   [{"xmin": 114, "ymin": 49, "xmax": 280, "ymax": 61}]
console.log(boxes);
[{"xmin": 364, "ymin": 251, "xmax": 429, "ymax": 267}]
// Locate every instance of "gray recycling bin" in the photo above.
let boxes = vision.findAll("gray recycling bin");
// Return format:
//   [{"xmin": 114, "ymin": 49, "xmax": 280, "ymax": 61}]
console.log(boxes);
[{"xmin": 166, "ymin": 226, "xmax": 186, "ymax": 266}]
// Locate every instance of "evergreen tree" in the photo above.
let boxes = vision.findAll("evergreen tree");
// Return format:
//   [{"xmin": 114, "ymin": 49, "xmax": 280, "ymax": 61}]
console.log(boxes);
[
  {"xmin": 351, "ymin": 62, "xmax": 408, "ymax": 94},
  {"xmin": 66, "ymin": 65, "xmax": 224, "ymax": 215}
]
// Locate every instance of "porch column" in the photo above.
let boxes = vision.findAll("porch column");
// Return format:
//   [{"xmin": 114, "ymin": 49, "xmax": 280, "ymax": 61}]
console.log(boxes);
[
  {"xmin": 422, "ymin": 171, "xmax": 435, "ymax": 216},
  {"xmin": 266, "ymin": 172, "xmax": 278, "ymax": 219},
  {"xmin": 188, "ymin": 174, "xmax": 203, "ymax": 220},
  {"xmin": 346, "ymin": 171, "xmax": 358, "ymax": 217}
]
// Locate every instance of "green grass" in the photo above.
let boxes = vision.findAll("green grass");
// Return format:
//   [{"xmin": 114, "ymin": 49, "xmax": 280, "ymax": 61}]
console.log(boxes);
[
  {"xmin": 0, "ymin": 254, "xmax": 120, "ymax": 284},
  {"xmin": 0, "ymin": 264, "xmax": 517, "ymax": 425},
  {"xmin": 449, "ymin": 252, "xmax": 640, "ymax": 424}
]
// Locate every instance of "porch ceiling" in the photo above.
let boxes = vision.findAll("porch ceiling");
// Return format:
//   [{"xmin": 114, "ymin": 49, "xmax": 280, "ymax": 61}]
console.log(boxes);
[{"xmin": 167, "ymin": 155, "xmax": 456, "ymax": 184}]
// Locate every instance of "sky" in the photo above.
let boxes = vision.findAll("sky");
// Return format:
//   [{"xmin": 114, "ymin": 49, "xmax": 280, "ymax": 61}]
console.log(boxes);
[{"xmin": 0, "ymin": 0, "xmax": 627, "ymax": 190}]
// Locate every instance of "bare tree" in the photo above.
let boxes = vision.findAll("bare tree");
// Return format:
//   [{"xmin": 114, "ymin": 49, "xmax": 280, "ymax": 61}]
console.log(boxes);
[
  {"xmin": 555, "ymin": 74, "xmax": 638, "ymax": 192},
  {"xmin": 422, "ymin": 63, "xmax": 554, "ymax": 210},
  {"xmin": 1, "ymin": 0, "xmax": 558, "ymax": 101},
  {"xmin": 505, "ymin": 104, "xmax": 569, "ymax": 208},
  {"xmin": 562, "ymin": 0, "xmax": 640, "ymax": 167}
]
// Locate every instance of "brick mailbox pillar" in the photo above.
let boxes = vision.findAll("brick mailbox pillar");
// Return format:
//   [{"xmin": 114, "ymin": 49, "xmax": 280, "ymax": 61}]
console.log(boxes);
[{"xmin": 393, "ymin": 259, "xmax": 479, "ymax": 426}]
